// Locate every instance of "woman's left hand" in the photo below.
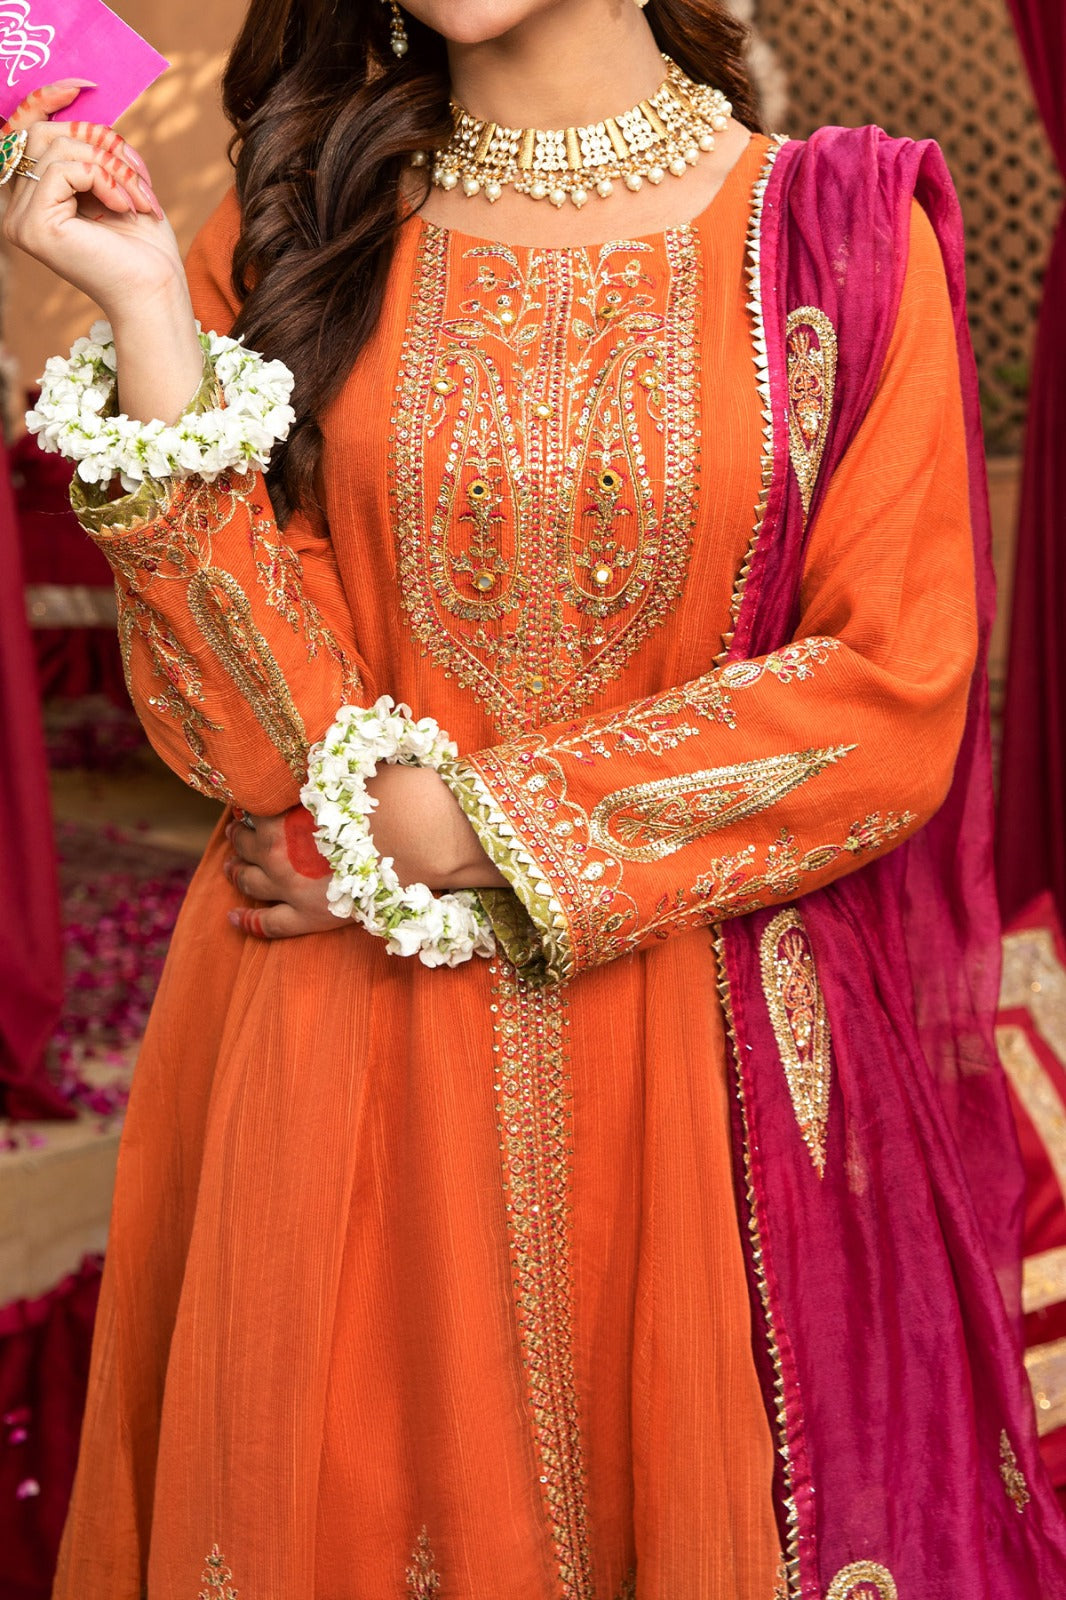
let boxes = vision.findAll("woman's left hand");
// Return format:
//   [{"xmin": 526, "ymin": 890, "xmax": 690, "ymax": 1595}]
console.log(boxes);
[
  {"xmin": 225, "ymin": 767, "xmax": 505, "ymax": 940},
  {"xmin": 224, "ymin": 810, "xmax": 339, "ymax": 940}
]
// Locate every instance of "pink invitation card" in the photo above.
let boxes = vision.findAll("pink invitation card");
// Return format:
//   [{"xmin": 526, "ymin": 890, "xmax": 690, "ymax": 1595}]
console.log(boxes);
[{"xmin": 0, "ymin": 0, "xmax": 168, "ymax": 127}]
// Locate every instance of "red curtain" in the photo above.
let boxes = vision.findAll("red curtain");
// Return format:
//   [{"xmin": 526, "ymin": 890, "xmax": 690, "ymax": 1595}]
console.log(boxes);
[
  {"xmin": 996, "ymin": 0, "xmax": 1066, "ymax": 921},
  {"xmin": 0, "ymin": 443, "xmax": 68, "ymax": 1119}
]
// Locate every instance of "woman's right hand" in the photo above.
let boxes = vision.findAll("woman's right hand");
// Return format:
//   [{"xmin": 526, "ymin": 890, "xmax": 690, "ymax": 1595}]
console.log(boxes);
[
  {"xmin": 2, "ymin": 79, "xmax": 207, "ymax": 427},
  {"xmin": 0, "ymin": 79, "xmax": 186, "ymax": 314}
]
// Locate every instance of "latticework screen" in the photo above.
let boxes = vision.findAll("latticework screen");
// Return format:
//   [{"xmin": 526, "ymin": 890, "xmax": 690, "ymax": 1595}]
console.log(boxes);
[{"xmin": 755, "ymin": 0, "xmax": 1061, "ymax": 457}]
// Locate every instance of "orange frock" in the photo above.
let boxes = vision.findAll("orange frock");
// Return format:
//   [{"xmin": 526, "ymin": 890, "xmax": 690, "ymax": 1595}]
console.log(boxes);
[{"xmin": 55, "ymin": 135, "xmax": 977, "ymax": 1599}]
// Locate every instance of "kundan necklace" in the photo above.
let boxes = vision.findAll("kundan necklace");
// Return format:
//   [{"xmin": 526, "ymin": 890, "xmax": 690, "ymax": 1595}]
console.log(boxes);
[{"xmin": 418, "ymin": 55, "xmax": 732, "ymax": 210}]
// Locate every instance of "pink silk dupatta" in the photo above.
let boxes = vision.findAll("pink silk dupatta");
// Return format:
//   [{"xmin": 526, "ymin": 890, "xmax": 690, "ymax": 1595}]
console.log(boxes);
[{"xmin": 719, "ymin": 128, "xmax": 1066, "ymax": 1597}]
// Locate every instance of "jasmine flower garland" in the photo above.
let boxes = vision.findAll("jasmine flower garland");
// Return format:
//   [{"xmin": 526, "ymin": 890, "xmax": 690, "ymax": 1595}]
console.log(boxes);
[
  {"xmin": 26, "ymin": 322, "xmax": 296, "ymax": 494},
  {"xmin": 302, "ymin": 697, "xmax": 497, "ymax": 969}
]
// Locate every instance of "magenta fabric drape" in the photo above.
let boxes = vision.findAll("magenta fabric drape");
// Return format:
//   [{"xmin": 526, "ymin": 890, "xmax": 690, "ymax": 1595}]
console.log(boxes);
[
  {"xmin": 995, "ymin": 0, "xmax": 1066, "ymax": 922},
  {"xmin": 0, "ymin": 444, "xmax": 69, "ymax": 1119}
]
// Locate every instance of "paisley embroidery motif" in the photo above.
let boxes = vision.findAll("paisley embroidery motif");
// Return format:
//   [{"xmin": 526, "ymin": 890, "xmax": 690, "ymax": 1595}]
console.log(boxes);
[
  {"xmin": 785, "ymin": 306, "xmax": 838, "ymax": 519},
  {"xmin": 760, "ymin": 908, "xmax": 833, "ymax": 1176},
  {"xmin": 588, "ymin": 745, "xmax": 854, "ymax": 863},
  {"xmin": 391, "ymin": 225, "xmax": 702, "ymax": 732},
  {"xmin": 824, "ymin": 1562, "xmax": 898, "ymax": 1600},
  {"xmin": 405, "ymin": 1527, "xmax": 442, "ymax": 1596},
  {"xmin": 999, "ymin": 1429, "xmax": 1031, "ymax": 1512}
]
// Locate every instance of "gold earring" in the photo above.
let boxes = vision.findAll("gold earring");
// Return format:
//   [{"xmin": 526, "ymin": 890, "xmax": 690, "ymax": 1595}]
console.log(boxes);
[{"xmin": 385, "ymin": 0, "xmax": 408, "ymax": 57}]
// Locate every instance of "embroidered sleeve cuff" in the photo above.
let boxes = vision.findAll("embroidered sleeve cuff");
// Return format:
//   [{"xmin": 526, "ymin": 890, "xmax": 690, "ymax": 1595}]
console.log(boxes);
[
  {"xmin": 69, "ymin": 354, "xmax": 221, "ymax": 538},
  {"xmin": 439, "ymin": 760, "xmax": 574, "ymax": 986}
]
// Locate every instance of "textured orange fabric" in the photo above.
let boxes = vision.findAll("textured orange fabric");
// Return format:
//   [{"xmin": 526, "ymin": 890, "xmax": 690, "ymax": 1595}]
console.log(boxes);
[{"xmin": 54, "ymin": 134, "xmax": 974, "ymax": 1600}]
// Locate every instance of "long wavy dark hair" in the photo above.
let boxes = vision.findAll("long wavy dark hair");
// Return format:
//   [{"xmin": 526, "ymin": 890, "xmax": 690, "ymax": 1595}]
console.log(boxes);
[{"xmin": 222, "ymin": 0, "xmax": 764, "ymax": 522}]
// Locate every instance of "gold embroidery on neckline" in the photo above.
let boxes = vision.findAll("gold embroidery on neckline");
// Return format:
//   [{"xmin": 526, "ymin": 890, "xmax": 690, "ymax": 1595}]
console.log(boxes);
[
  {"xmin": 760, "ymin": 907, "xmax": 833, "ymax": 1176},
  {"xmin": 785, "ymin": 307, "xmax": 838, "ymax": 520},
  {"xmin": 391, "ymin": 226, "xmax": 702, "ymax": 732}
]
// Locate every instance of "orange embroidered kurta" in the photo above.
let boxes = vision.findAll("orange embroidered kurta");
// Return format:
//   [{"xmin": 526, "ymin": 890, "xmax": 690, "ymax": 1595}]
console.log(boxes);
[{"xmin": 55, "ymin": 135, "xmax": 977, "ymax": 1600}]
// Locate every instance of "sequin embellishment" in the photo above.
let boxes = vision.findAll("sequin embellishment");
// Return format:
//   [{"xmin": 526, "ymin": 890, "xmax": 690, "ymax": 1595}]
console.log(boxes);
[
  {"xmin": 785, "ymin": 307, "xmax": 838, "ymax": 519},
  {"xmin": 760, "ymin": 907, "xmax": 833, "ymax": 1177}
]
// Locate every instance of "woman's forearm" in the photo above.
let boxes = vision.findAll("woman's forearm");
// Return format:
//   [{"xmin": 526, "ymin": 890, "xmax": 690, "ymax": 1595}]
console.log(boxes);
[{"xmin": 111, "ymin": 269, "xmax": 205, "ymax": 425}]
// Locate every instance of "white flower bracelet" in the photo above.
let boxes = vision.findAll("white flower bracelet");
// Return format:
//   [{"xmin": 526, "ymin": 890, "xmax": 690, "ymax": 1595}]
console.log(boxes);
[
  {"xmin": 301, "ymin": 697, "xmax": 497, "ymax": 969},
  {"xmin": 26, "ymin": 321, "xmax": 296, "ymax": 494}
]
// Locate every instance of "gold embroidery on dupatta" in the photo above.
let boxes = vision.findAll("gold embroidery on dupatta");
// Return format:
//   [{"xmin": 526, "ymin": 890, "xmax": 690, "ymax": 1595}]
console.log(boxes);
[
  {"xmin": 391, "ymin": 224, "xmax": 701, "ymax": 733},
  {"xmin": 405, "ymin": 1527, "xmax": 442, "ymax": 1596},
  {"xmin": 198, "ymin": 1546, "xmax": 238, "ymax": 1600},
  {"xmin": 760, "ymin": 908, "xmax": 833, "ymax": 1177},
  {"xmin": 588, "ymin": 745, "xmax": 854, "ymax": 863},
  {"xmin": 785, "ymin": 307, "xmax": 838, "ymax": 520},
  {"xmin": 996, "ymin": 1024, "xmax": 1066, "ymax": 1203},
  {"xmin": 998, "ymin": 1430, "xmax": 1031, "ymax": 1512},
  {"xmin": 1023, "ymin": 1244, "xmax": 1066, "ymax": 1315},
  {"xmin": 824, "ymin": 1562, "xmax": 898, "ymax": 1600},
  {"xmin": 489, "ymin": 962, "xmax": 594, "ymax": 1597}
]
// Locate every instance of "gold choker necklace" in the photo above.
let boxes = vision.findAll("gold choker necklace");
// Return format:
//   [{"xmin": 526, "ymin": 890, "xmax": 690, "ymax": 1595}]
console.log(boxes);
[{"xmin": 417, "ymin": 56, "xmax": 732, "ymax": 210}]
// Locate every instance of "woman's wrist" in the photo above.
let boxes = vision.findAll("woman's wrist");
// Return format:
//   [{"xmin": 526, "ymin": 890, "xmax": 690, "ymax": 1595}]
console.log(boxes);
[{"xmin": 107, "ymin": 273, "xmax": 204, "ymax": 425}]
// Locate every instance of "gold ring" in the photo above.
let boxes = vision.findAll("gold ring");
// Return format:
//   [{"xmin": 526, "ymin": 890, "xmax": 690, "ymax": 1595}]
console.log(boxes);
[{"xmin": 14, "ymin": 160, "xmax": 39, "ymax": 182}]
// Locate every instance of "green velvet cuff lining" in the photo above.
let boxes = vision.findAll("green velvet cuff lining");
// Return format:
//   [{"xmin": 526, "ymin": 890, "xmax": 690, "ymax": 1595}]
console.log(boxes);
[
  {"xmin": 69, "ymin": 356, "xmax": 222, "ymax": 538},
  {"xmin": 439, "ymin": 759, "xmax": 574, "ymax": 987}
]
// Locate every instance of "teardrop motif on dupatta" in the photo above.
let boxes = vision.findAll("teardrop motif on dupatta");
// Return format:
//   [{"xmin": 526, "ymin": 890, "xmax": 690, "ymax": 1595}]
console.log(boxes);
[
  {"xmin": 759, "ymin": 907, "xmax": 833, "ymax": 1177},
  {"xmin": 785, "ymin": 306, "xmax": 838, "ymax": 520},
  {"xmin": 824, "ymin": 1561, "xmax": 898, "ymax": 1600}
]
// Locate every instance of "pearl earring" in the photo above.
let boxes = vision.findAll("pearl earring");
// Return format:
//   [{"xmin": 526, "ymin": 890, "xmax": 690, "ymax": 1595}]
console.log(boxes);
[{"xmin": 385, "ymin": 0, "xmax": 408, "ymax": 57}]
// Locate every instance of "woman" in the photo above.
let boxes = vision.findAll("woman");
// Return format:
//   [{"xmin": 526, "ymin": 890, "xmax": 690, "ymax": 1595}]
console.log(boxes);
[{"xmin": 6, "ymin": 1, "xmax": 1065, "ymax": 1595}]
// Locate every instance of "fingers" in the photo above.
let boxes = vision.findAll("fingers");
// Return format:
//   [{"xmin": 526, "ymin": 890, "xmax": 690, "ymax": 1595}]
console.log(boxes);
[
  {"xmin": 4, "ymin": 79, "xmax": 97, "ymax": 134},
  {"xmin": 67, "ymin": 123, "xmax": 162, "ymax": 216},
  {"xmin": 30, "ymin": 133, "xmax": 159, "ymax": 217},
  {"xmin": 227, "ymin": 903, "xmax": 321, "ymax": 941},
  {"xmin": 223, "ymin": 856, "xmax": 276, "ymax": 902}
]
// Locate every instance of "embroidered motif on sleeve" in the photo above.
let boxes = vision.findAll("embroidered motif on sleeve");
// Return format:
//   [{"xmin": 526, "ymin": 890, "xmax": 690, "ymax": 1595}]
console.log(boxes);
[
  {"xmin": 589, "ymin": 745, "xmax": 853, "ymax": 863},
  {"xmin": 198, "ymin": 1545, "xmax": 238, "ymax": 1600},
  {"xmin": 824, "ymin": 1562, "xmax": 898, "ymax": 1600},
  {"xmin": 116, "ymin": 587, "xmax": 230, "ymax": 799},
  {"xmin": 405, "ymin": 1527, "xmax": 442, "ymax": 1596},
  {"xmin": 760, "ymin": 908, "xmax": 833, "ymax": 1177},
  {"xmin": 785, "ymin": 307, "xmax": 838, "ymax": 520},
  {"xmin": 999, "ymin": 1429, "xmax": 1031, "ymax": 1512},
  {"xmin": 188, "ymin": 570, "xmax": 308, "ymax": 780}
]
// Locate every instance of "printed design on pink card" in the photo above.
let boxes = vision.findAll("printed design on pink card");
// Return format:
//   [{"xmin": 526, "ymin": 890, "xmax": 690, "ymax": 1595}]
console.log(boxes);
[{"xmin": 0, "ymin": 2, "xmax": 54, "ymax": 88}]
